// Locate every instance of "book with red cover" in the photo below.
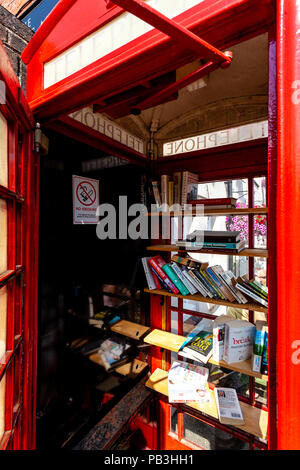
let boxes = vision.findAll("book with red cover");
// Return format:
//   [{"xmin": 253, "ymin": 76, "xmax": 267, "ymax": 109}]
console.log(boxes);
[
  {"xmin": 148, "ymin": 255, "xmax": 180, "ymax": 294},
  {"xmin": 190, "ymin": 198, "xmax": 237, "ymax": 207}
]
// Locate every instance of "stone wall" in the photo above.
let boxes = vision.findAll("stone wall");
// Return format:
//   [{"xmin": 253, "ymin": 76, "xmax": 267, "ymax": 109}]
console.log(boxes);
[{"xmin": 0, "ymin": 5, "xmax": 33, "ymax": 94}]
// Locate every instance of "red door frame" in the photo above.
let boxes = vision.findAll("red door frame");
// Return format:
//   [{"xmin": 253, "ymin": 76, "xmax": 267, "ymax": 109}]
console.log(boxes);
[
  {"xmin": 19, "ymin": 0, "xmax": 300, "ymax": 450},
  {"xmin": 0, "ymin": 41, "xmax": 38, "ymax": 450}
]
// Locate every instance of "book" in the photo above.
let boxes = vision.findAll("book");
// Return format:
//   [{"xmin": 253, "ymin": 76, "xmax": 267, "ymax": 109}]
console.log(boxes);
[
  {"xmin": 260, "ymin": 331, "xmax": 268, "ymax": 375},
  {"xmin": 194, "ymin": 270, "xmax": 217, "ymax": 298},
  {"xmin": 251, "ymin": 321, "xmax": 268, "ymax": 373},
  {"xmin": 212, "ymin": 315, "xmax": 235, "ymax": 362},
  {"xmin": 89, "ymin": 315, "xmax": 120, "ymax": 329},
  {"xmin": 240, "ymin": 280, "xmax": 268, "ymax": 302},
  {"xmin": 151, "ymin": 181, "xmax": 161, "ymax": 207},
  {"xmin": 98, "ymin": 336, "xmax": 132, "ymax": 371},
  {"xmin": 214, "ymin": 268, "xmax": 248, "ymax": 304},
  {"xmin": 248, "ymin": 280, "xmax": 268, "ymax": 300},
  {"xmin": 234, "ymin": 279, "xmax": 268, "ymax": 307},
  {"xmin": 150, "ymin": 266, "xmax": 172, "ymax": 293},
  {"xmin": 162, "ymin": 263, "xmax": 189, "ymax": 296},
  {"xmin": 214, "ymin": 387, "xmax": 245, "ymax": 425},
  {"xmin": 168, "ymin": 360, "xmax": 210, "ymax": 403},
  {"xmin": 170, "ymin": 261, "xmax": 197, "ymax": 295},
  {"xmin": 173, "ymin": 172, "xmax": 182, "ymax": 205},
  {"xmin": 207, "ymin": 266, "xmax": 236, "ymax": 302},
  {"xmin": 168, "ymin": 180, "xmax": 174, "ymax": 206},
  {"xmin": 141, "ymin": 257, "xmax": 158, "ymax": 290},
  {"xmin": 161, "ymin": 175, "xmax": 169, "ymax": 206},
  {"xmin": 223, "ymin": 320, "xmax": 255, "ymax": 364},
  {"xmin": 171, "ymin": 254, "xmax": 208, "ymax": 270},
  {"xmin": 201, "ymin": 269, "xmax": 224, "ymax": 299},
  {"xmin": 190, "ymin": 197, "xmax": 237, "ymax": 208},
  {"xmin": 181, "ymin": 171, "xmax": 199, "ymax": 205},
  {"xmin": 185, "ymin": 268, "xmax": 208, "ymax": 296},
  {"xmin": 148, "ymin": 255, "xmax": 180, "ymax": 294},
  {"xmin": 187, "ymin": 230, "xmax": 241, "ymax": 244},
  {"xmin": 181, "ymin": 330, "xmax": 213, "ymax": 364}
]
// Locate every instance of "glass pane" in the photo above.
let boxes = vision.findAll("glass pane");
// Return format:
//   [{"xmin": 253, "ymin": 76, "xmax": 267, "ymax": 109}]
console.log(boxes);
[
  {"xmin": 0, "ymin": 374, "xmax": 6, "ymax": 440},
  {"xmin": 255, "ymin": 377, "xmax": 267, "ymax": 406},
  {"xmin": 0, "ymin": 286, "xmax": 7, "ymax": 362},
  {"xmin": 197, "ymin": 179, "xmax": 249, "ymax": 207},
  {"xmin": 183, "ymin": 413, "xmax": 249, "ymax": 450},
  {"xmin": 0, "ymin": 113, "xmax": 8, "ymax": 187},
  {"xmin": 0, "ymin": 199, "xmax": 7, "ymax": 274},
  {"xmin": 170, "ymin": 407, "xmax": 178, "ymax": 434},
  {"xmin": 253, "ymin": 177, "xmax": 267, "ymax": 208}
]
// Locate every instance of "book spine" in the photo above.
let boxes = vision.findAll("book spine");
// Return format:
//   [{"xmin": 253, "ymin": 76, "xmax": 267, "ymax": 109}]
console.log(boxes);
[
  {"xmin": 150, "ymin": 267, "xmax": 172, "ymax": 293},
  {"xmin": 193, "ymin": 270, "xmax": 214, "ymax": 298},
  {"xmin": 235, "ymin": 283, "xmax": 268, "ymax": 307},
  {"xmin": 170, "ymin": 262, "xmax": 196, "ymax": 295},
  {"xmin": 149, "ymin": 257, "xmax": 180, "ymax": 294},
  {"xmin": 248, "ymin": 281, "xmax": 268, "ymax": 299},
  {"xmin": 161, "ymin": 175, "xmax": 169, "ymax": 206},
  {"xmin": 182, "ymin": 268, "xmax": 204, "ymax": 295},
  {"xmin": 241, "ymin": 281, "xmax": 268, "ymax": 300},
  {"xmin": 168, "ymin": 181, "xmax": 174, "ymax": 206},
  {"xmin": 202, "ymin": 242, "xmax": 242, "ymax": 249},
  {"xmin": 260, "ymin": 332, "xmax": 268, "ymax": 375},
  {"xmin": 186, "ymin": 269, "xmax": 208, "ymax": 297},
  {"xmin": 206, "ymin": 267, "xmax": 229, "ymax": 300},
  {"xmin": 142, "ymin": 257, "xmax": 156, "ymax": 290},
  {"xmin": 215, "ymin": 269, "xmax": 244, "ymax": 303},
  {"xmin": 151, "ymin": 181, "xmax": 161, "ymax": 206},
  {"xmin": 173, "ymin": 172, "xmax": 181, "ymax": 205},
  {"xmin": 162, "ymin": 264, "xmax": 189, "ymax": 296},
  {"xmin": 201, "ymin": 270, "xmax": 222, "ymax": 299},
  {"xmin": 252, "ymin": 279, "xmax": 268, "ymax": 295}
]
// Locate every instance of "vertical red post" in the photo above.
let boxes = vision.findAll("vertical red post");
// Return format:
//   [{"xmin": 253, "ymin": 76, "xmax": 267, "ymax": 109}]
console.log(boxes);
[{"xmin": 275, "ymin": 0, "xmax": 300, "ymax": 450}]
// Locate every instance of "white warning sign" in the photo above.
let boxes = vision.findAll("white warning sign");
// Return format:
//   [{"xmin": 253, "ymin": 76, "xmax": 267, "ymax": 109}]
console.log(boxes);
[{"xmin": 72, "ymin": 175, "xmax": 99, "ymax": 224}]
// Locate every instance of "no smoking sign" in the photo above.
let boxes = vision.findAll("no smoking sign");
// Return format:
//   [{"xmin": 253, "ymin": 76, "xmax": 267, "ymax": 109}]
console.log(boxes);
[{"xmin": 72, "ymin": 175, "xmax": 99, "ymax": 224}]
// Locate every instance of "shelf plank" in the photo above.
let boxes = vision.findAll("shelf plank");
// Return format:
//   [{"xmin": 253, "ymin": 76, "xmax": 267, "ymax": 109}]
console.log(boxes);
[
  {"xmin": 146, "ymin": 245, "xmax": 268, "ymax": 258},
  {"xmin": 144, "ymin": 329, "xmax": 268, "ymax": 381},
  {"xmin": 148, "ymin": 207, "xmax": 268, "ymax": 217},
  {"xmin": 145, "ymin": 368, "xmax": 268, "ymax": 440},
  {"xmin": 144, "ymin": 288, "xmax": 268, "ymax": 313},
  {"xmin": 110, "ymin": 320, "xmax": 150, "ymax": 340}
]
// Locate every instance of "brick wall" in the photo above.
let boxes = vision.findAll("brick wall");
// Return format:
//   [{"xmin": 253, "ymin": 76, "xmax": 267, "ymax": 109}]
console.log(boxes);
[{"xmin": 0, "ymin": 5, "xmax": 33, "ymax": 95}]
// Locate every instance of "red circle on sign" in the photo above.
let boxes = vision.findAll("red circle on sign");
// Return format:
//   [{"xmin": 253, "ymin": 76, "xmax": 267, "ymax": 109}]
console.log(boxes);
[{"xmin": 76, "ymin": 181, "xmax": 97, "ymax": 206}]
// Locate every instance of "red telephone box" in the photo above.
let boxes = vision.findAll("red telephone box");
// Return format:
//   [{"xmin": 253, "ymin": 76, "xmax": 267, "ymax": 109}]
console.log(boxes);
[{"xmin": 1, "ymin": 0, "xmax": 300, "ymax": 450}]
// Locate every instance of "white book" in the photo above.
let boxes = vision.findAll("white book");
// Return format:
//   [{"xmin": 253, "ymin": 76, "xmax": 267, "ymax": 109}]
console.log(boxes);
[
  {"xmin": 223, "ymin": 320, "xmax": 255, "ymax": 364},
  {"xmin": 141, "ymin": 257, "xmax": 156, "ymax": 290},
  {"xmin": 212, "ymin": 315, "xmax": 235, "ymax": 362},
  {"xmin": 224, "ymin": 271, "xmax": 248, "ymax": 303},
  {"xmin": 235, "ymin": 283, "xmax": 268, "ymax": 307},
  {"xmin": 214, "ymin": 387, "xmax": 245, "ymax": 425},
  {"xmin": 186, "ymin": 269, "xmax": 209, "ymax": 297},
  {"xmin": 168, "ymin": 360, "xmax": 209, "ymax": 403},
  {"xmin": 182, "ymin": 268, "xmax": 205, "ymax": 296}
]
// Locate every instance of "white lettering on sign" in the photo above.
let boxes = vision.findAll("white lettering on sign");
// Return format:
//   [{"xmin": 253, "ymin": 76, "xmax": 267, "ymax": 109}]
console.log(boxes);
[
  {"xmin": 43, "ymin": 0, "xmax": 203, "ymax": 88},
  {"xmin": 163, "ymin": 121, "xmax": 268, "ymax": 156},
  {"xmin": 70, "ymin": 107, "xmax": 145, "ymax": 153}
]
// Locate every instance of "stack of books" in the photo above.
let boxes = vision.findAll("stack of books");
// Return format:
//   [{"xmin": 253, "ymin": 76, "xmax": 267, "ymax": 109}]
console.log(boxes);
[
  {"xmin": 151, "ymin": 171, "xmax": 199, "ymax": 208},
  {"xmin": 176, "ymin": 230, "xmax": 246, "ymax": 253},
  {"xmin": 141, "ymin": 254, "xmax": 268, "ymax": 308},
  {"xmin": 233, "ymin": 276, "xmax": 268, "ymax": 308}
]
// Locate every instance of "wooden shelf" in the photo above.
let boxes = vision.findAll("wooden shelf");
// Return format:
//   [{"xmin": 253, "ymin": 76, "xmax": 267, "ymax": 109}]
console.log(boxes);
[
  {"xmin": 143, "ymin": 329, "xmax": 268, "ymax": 381},
  {"xmin": 144, "ymin": 288, "xmax": 268, "ymax": 314},
  {"xmin": 145, "ymin": 368, "xmax": 268, "ymax": 440},
  {"xmin": 148, "ymin": 207, "xmax": 268, "ymax": 217},
  {"xmin": 110, "ymin": 320, "xmax": 150, "ymax": 340},
  {"xmin": 146, "ymin": 245, "xmax": 268, "ymax": 258}
]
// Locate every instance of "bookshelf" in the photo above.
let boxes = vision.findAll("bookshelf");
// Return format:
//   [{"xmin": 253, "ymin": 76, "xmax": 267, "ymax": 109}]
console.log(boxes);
[
  {"xmin": 145, "ymin": 368, "xmax": 268, "ymax": 440},
  {"xmin": 143, "ymin": 329, "xmax": 268, "ymax": 381},
  {"xmin": 146, "ymin": 245, "xmax": 268, "ymax": 258},
  {"xmin": 144, "ymin": 196, "xmax": 269, "ymax": 446},
  {"xmin": 144, "ymin": 288, "xmax": 268, "ymax": 314},
  {"xmin": 148, "ymin": 207, "xmax": 268, "ymax": 217}
]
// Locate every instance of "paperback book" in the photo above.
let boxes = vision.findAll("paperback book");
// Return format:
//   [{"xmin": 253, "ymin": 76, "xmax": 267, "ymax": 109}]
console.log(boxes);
[
  {"xmin": 168, "ymin": 360, "xmax": 210, "ymax": 403},
  {"xmin": 214, "ymin": 387, "xmax": 245, "ymax": 425}
]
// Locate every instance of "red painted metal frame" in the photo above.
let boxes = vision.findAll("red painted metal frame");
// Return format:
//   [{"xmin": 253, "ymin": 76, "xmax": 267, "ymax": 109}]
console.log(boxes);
[
  {"xmin": 0, "ymin": 41, "xmax": 37, "ymax": 450},
  {"xmin": 21, "ymin": 0, "xmax": 274, "ymax": 122},
  {"xmin": 273, "ymin": 0, "xmax": 300, "ymax": 450}
]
